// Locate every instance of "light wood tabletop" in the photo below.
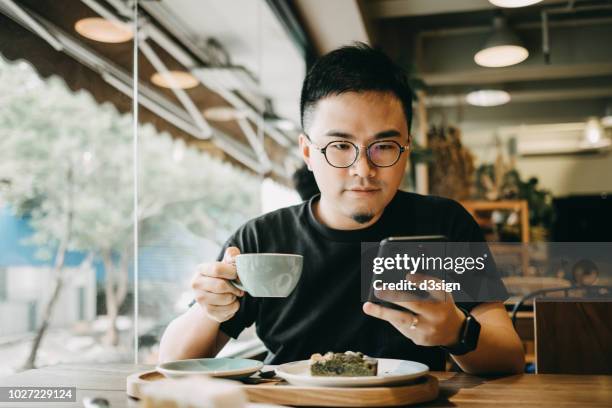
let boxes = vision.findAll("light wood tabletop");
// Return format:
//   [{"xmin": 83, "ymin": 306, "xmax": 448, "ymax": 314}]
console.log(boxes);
[{"xmin": 0, "ymin": 363, "xmax": 611, "ymax": 407}]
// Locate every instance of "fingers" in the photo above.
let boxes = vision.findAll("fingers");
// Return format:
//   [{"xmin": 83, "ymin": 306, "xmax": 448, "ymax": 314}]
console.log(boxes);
[
  {"xmin": 189, "ymin": 247, "xmax": 244, "ymax": 323},
  {"xmin": 192, "ymin": 273, "xmax": 243, "ymax": 297},
  {"xmin": 362, "ymin": 302, "xmax": 416, "ymax": 327},
  {"xmin": 192, "ymin": 283, "xmax": 241, "ymax": 323},
  {"xmin": 193, "ymin": 289, "xmax": 237, "ymax": 308},
  {"xmin": 373, "ymin": 288, "xmax": 408, "ymax": 303},
  {"xmin": 223, "ymin": 246, "xmax": 241, "ymax": 263},
  {"xmin": 363, "ymin": 302, "xmax": 430, "ymax": 345},
  {"xmin": 197, "ymin": 261, "xmax": 238, "ymax": 281},
  {"xmin": 203, "ymin": 291, "xmax": 237, "ymax": 306}
]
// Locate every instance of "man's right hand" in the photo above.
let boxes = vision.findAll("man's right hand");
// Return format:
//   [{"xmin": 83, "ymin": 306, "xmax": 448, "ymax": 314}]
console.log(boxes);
[{"xmin": 191, "ymin": 246, "xmax": 244, "ymax": 323}]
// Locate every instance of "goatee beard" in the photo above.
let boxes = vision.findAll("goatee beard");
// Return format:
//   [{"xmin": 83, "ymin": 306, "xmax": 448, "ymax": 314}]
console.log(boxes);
[{"xmin": 351, "ymin": 212, "xmax": 375, "ymax": 224}]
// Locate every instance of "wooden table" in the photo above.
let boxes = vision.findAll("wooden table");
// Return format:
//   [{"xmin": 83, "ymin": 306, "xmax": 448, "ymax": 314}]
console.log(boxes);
[{"xmin": 0, "ymin": 363, "xmax": 610, "ymax": 407}]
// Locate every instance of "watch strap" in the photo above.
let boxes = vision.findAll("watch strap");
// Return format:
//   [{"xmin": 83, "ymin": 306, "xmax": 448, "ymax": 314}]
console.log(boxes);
[{"xmin": 440, "ymin": 307, "xmax": 481, "ymax": 356}]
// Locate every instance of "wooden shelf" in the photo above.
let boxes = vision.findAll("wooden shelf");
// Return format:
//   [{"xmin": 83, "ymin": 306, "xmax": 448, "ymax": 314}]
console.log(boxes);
[{"xmin": 460, "ymin": 200, "xmax": 530, "ymax": 243}]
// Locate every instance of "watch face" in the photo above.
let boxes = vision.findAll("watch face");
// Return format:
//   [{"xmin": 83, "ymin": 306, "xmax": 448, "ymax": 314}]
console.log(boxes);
[{"xmin": 463, "ymin": 315, "xmax": 481, "ymax": 351}]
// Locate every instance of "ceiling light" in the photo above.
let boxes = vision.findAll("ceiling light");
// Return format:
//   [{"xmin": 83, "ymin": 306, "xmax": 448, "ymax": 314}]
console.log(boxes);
[
  {"xmin": 150, "ymin": 71, "xmax": 199, "ymax": 89},
  {"xmin": 466, "ymin": 89, "xmax": 511, "ymax": 107},
  {"xmin": 474, "ymin": 17, "xmax": 529, "ymax": 67},
  {"xmin": 203, "ymin": 106, "xmax": 247, "ymax": 122},
  {"xmin": 74, "ymin": 17, "xmax": 133, "ymax": 43},
  {"xmin": 584, "ymin": 117, "xmax": 604, "ymax": 145},
  {"xmin": 489, "ymin": 0, "xmax": 543, "ymax": 8}
]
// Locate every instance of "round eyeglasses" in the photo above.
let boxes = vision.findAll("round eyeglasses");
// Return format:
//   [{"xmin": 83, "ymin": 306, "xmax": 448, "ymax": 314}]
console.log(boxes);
[{"xmin": 308, "ymin": 139, "xmax": 409, "ymax": 168}]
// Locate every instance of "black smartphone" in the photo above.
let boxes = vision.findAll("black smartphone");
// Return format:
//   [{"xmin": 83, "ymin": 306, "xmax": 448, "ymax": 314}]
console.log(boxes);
[{"xmin": 367, "ymin": 235, "xmax": 447, "ymax": 311}]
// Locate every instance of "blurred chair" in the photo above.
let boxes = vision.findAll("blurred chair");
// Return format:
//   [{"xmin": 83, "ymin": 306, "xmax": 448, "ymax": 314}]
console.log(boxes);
[
  {"xmin": 510, "ymin": 261, "xmax": 612, "ymax": 374},
  {"xmin": 534, "ymin": 300, "xmax": 612, "ymax": 374},
  {"xmin": 510, "ymin": 257, "xmax": 611, "ymax": 326}
]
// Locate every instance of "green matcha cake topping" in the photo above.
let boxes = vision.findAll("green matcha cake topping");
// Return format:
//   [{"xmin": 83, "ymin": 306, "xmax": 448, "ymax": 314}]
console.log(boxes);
[{"xmin": 310, "ymin": 351, "xmax": 378, "ymax": 377}]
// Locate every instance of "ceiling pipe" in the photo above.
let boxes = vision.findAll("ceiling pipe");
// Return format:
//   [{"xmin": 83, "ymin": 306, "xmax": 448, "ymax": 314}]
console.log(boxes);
[
  {"xmin": 139, "ymin": 38, "xmax": 213, "ymax": 139},
  {"xmin": 80, "ymin": 0, "xmax": 127, "ymax": 26},
  {"xmin": 236, "ymin": 117, "xmax": 273, "ymax": 172},
  {"xmin": 101, "ymin": 72, "xmax": 208, "ymax": 139},
  {"xmin": 420, "ymin": 8, "xmax": 612, "ymax": 38},
  {"xmin": 0, "ymin": 0, "xmax": 63, "ymax": 51}
]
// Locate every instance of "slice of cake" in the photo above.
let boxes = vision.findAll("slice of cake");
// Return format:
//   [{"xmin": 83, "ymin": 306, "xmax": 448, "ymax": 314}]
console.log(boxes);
[{"xmin": 310, "ymin": 351, "xmax": 378, "ymax": 377}]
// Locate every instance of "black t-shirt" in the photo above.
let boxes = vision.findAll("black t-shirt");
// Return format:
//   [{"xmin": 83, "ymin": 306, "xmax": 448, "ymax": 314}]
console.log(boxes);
[{"xmin": 218, "ymin": 191, "xmax": 507, "ymax": 369}]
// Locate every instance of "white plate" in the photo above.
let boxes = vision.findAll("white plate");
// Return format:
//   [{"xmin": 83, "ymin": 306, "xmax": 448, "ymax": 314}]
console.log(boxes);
[
  {"xmin": 157, "ymin": 357, "xmax": 263, "ymax": 379},
  {"xmin": 275, "ymin": 358, "xmax": 429, "ymax": 387}
]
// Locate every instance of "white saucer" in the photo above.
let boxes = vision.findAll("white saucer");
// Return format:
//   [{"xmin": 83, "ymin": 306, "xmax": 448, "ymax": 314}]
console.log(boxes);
[
  {"xmin": 157, "ymin": 357, "xmax": 263, "ymax": 379},
  {"xmin": 275, "ymin": 358, "xmax": 429, "ymax": 387}
]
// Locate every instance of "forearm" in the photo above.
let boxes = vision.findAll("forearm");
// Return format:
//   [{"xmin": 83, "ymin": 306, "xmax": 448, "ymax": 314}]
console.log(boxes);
[
  {"xmin": 451, "ymin": 322, "xmax": 525, "ymax": 375},
  {"xmin": 158, "ymin": 305, "xmax": 227, "ymax": 363}
]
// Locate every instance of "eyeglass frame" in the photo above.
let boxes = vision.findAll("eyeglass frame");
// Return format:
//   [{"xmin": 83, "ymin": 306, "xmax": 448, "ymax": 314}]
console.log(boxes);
[{"xmin": 304, "ymin": 134, "xmax": 410, "ymax": 168}]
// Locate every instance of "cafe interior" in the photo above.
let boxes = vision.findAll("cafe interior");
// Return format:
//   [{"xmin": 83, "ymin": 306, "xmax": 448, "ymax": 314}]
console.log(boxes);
[{"xmin": 0, "ymin": 0, "xmax": 611, "ymax": 406}]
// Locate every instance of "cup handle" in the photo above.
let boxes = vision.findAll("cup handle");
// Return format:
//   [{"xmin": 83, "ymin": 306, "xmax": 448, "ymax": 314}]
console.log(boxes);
[{"xmin": 229, "ymin": 279, "xmax": 245, "ymax": 292}]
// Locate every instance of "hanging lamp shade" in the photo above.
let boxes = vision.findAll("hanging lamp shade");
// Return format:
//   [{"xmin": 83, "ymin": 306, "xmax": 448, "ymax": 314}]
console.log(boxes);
[
  {"xmin": 466, "ymin": 89, "xmax": 511, "ymax": 106},
  {"xmin": 474, "ymin": 16, "xmax": 528, "ymax": 67},
  {"xmin": 74, "ymin": 17, "xmax": 133, "ymax": 43},
  {"xmin": 489, "ymin": 0, "xmax": 543, "ymax": 8}
]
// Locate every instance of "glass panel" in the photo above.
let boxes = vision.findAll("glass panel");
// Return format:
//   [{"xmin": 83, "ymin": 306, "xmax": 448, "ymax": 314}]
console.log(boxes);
[
  {"xmin": 135, "ymin": 0, "xmax": 304, "ymax": 363},
  {"xmin": 0, "ymin": 268, "xmax": 6, "ymax": 301},
  {"xmin": 0, "ymin": 1, "xmax": 135, "ymax": 374}
]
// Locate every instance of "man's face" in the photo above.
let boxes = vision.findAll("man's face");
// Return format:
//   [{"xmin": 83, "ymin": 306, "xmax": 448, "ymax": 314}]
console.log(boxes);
[{"xmin": 299, "ymin": 91, "xmax": 410, "ymax": 228}]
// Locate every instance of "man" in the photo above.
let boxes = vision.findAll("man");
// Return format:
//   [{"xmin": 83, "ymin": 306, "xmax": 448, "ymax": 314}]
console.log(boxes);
[{"xmin": 159, "ymin": 44, "xmax": 524, "ymax": 374}]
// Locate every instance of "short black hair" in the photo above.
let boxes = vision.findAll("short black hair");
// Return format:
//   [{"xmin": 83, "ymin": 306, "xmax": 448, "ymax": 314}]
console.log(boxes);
[{"xmin": 300, "ymin": 42, "xmax": 413, "ymax": 132}]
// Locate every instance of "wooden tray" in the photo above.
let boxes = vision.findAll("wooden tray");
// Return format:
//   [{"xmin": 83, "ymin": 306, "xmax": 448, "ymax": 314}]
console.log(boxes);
[{"xmin": 127, "ymin": 370, "xmax": 439, "ymax": 407}]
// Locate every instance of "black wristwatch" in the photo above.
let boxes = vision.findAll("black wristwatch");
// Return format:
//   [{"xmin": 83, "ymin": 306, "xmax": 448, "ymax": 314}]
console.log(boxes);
[{"xmin": 440, "ymin": 307, "xmax": 481, "ymax": 356}]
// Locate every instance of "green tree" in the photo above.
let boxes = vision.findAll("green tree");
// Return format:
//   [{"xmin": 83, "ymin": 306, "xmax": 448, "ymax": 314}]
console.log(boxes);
[{"xmin": 0, "ymin": 58, "xmax": 260, "ymax": 368}]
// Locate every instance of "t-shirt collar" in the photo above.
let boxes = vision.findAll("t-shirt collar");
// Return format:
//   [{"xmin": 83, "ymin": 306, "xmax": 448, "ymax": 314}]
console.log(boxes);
[{"xmin": 305, "ymin": 192, "xmax": 401, "ymax": 242}]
